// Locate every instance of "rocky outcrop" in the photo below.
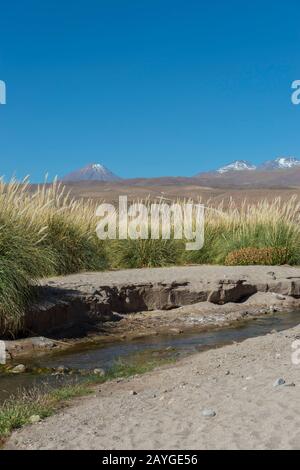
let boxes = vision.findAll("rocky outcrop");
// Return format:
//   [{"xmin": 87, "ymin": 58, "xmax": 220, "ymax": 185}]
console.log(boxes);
[{"xmin": 3, "ymin": 265, "xmax": 300, "ymax": 338}]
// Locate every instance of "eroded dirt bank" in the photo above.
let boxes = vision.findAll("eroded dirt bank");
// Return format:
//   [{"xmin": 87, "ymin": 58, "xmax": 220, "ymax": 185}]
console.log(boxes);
[
  {"xmin": 4, "ymin": 265, "xmax": 300, "ymax": 359},
  {"xmin": 5, "ymin": 322, "xmax": 300, "ymax": 450}
]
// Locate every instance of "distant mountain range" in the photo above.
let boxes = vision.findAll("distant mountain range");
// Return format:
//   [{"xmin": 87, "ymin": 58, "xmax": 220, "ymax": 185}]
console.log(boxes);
[
  {"xmin": 214, "ymin": 157, "xmax": 300, "ymax": 174},
  {"xmin": 60, "ymin": 157, "xmax": 300, "ymax": 188},
  {"xmin": 61, "ymin": 163, "xmax": 121, "ymax": 182}
]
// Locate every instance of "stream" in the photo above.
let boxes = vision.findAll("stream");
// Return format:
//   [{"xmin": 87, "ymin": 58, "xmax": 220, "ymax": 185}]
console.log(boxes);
[{"xmin": 1, "ymin": 309, "xmax": 300, "ymax": 403}]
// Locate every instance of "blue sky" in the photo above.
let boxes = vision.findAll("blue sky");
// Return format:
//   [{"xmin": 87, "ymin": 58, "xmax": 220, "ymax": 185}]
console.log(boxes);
[{"xmin": 0, "ymin": 0, "xmax": 300, "ymax": 181}]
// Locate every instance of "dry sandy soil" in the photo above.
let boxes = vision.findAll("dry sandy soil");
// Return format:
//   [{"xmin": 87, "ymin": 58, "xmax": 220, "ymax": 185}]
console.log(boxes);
[{"xmin": 5, "ymin": 321, "xmax": 300, "ymax": 450}]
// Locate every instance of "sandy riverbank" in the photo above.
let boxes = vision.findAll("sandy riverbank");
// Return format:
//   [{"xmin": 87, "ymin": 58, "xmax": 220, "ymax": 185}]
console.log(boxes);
[{"xmin": 5, "ymin": 321, "xmax": 300, "ymax": 450}]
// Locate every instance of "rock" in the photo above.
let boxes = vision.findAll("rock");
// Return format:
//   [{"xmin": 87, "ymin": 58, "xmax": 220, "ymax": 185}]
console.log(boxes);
[
  {"xmin": 11, "ymin": 364, "xmax": 26, "ymax": 374},
  {"xmin": 31, "ymin": 337, "xmax": 55, "ymax": 349},
  {"xmin": 269, "ymin": 305, "xmax": 277, "ymax": 313},
  {"xmin": 284, "ymin": 382, "xmax": 296, "ymax": 387},
  {"xmin": 273, "ymin": 378, "xmax": 286, "ymax": 387},
  {"xmin": 275, "ymin": 294, "xmax": 286, "ymax": 300},
  {"xmin": 130, "ymin": 390, "xmax": 137, "ymax": 396},
  {"xmin": 225, "ymin": 370, "xmax": 230, "ymax": 375},
  {"xmin": 208, "ymin": 280, "xmax": 257, "ymax": 305},
  {"xmin": 56, "ymin": 365, "xmax": 68, "ymax": 374},
  {"xmin": 202, "ymin": 408, "xmax": 216, "ymax": 418},
  {"xmin": 29, "ymin": 415, "xmax": 41, "ymax": 424},
  {"xmin": 93, "ymin": 368, "xmax": 105, "ymax": 376},
  {"xmin": 169, "ymin": 328, "xmax": 183, "ymax": 334}
]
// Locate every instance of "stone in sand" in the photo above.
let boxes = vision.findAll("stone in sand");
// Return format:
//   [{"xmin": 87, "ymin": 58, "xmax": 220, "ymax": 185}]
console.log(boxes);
[
  {"xmin": 11, "ymin": 364, "xmax": 26, "ymax": 374},
  {"xmin": 29, "ymin": 415, "xmax": 41, "ymax": 424},
  {"xmin": 202, "ymin": 408, "xmax": 216, "ymax": 418},
  {"xmin": 273, "ymin": 378, "xmax": 286, "ymax": 387}
]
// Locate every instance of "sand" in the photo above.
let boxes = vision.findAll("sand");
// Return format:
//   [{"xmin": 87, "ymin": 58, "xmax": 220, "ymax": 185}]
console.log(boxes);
[{"xmin": 5, "ymin": 322, "xmax": 300, "ymax": 450}]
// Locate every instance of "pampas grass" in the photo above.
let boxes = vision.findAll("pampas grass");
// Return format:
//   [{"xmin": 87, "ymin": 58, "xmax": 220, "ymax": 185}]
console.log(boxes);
[{"xmin": 1, "ymin": 178, "xmax": 300, "ymax": 336}]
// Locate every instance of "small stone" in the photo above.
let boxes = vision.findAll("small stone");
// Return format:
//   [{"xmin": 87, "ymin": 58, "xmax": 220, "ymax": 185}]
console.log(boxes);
[
  {"xmin": 273, "ymin": 378, "xmax": 286, "ymax": 387},
  {"xmin": 56, "ymin": 365, "xmax": 67, "ymax": 374},
  {"xmin": 29, "ymin": 415, "xmax": 41, "ymax": 424},
  {"xmin": 202, "ymin": 408, "xmax": 216, "ymax": 418},
  {"xmin": 225, "ymin": 370, "xmax": 230, "ymax": 375},
  {"xmin": 170, "ymin": 328, "xmax": 183, "ymax": 334},
  {"xmin": 284, "ymin": 382, "xmax": 296, "ymax": 387},
  {"xmin": 130, "ymin": 390, "xmax": 137, "ymax": 395},
  {"xmin": 269, "ymin": 305, "xmax": 277, "ymax": 313},
  {"xmin": 11, "ymin": 364, "xmax": 26, "ymax": 374},
  {"xmin": 275, "ymin": 294, "xmax": 286, "ymax": 301},
  {"xmin": 93, "ymin": 368, "xmax": 105, "ymax": 376}
]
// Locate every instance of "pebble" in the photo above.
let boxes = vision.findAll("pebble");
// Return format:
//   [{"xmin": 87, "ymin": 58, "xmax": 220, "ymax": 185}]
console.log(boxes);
[
  {"xmin": 273, "ymin": 378, "xmax": 286, "ymax": 387},
  {"xmin": 29, "ymin": 415, "xmax": 41, "ymax": 424},
  {"xmin": 11, "ymin": 364, "xmax": 26, "ymax": 374},
  {"xmin": 170, "ymin": 328, "xmax": 183, "ymax": 334},
  {"xmin": 225, "ymin": 370, "xmax": 230, "ymax": 375},
  {"xmin": 202, "ymin": 408, "xmax": 216, "ymax": 418},
  {"xmin": 130, "ymin": 390, "xmax": 137, "ymax": 396},
  {"xmin": 93, "ymin": 368, "xmax": 105, "ymax": 376}
]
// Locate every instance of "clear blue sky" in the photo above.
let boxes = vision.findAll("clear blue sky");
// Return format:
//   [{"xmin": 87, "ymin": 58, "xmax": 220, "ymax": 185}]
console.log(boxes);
[{"xmin": 0, "ymin": 0, "xmax": 300, "ymax": 181}]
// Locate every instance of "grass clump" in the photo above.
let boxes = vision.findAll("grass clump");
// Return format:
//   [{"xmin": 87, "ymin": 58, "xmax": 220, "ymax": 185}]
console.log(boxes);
[
  {"xmin": 225, "ymin": 247, "xmax": 290, "ymax": 266},
  {"xmin": 0, "ymin": 384, "xmax": 90, "ymax": 440},
  {"xmin": 186, "ymin": 197, "xmax": 300, "ymax": 265},
  {"xmin": 108, "ymin": 238, "xmax": 184, "ymax": 268},
  {"xmin": 0, "ymin": 178, "xmax": 108, "ymax": 336},
  {"xmin": 0, "ymin": 356, "xmax": 170, "ymax": 440}
]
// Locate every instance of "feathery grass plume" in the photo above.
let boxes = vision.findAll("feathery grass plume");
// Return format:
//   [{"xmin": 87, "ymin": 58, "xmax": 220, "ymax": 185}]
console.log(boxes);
[
  {"xmin": 187, "ymin": 196, "xmax": 300, "ymax": 265},
  {"xmin": 0, "ymin": 177, "xmax": 107, "ymax": 335}
]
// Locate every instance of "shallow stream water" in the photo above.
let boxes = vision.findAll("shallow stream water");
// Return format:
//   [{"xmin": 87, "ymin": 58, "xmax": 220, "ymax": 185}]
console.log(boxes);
[{"xmin": 1, "ymin": 310, "xmax": 300, "ymax": 403}]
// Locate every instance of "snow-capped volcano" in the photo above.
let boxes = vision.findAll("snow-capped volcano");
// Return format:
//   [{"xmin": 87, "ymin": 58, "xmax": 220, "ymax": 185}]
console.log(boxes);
[
  {"xmin": 216, "ymin": 160, "xmax": 257, "ymax": 174},
  {"xmin": 61, "ymin": 163, "xmax": 121, "ymax": 182},
  {"xmin": 259, "ymin": 157, "xmax": 300, "ymax": 170}
]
